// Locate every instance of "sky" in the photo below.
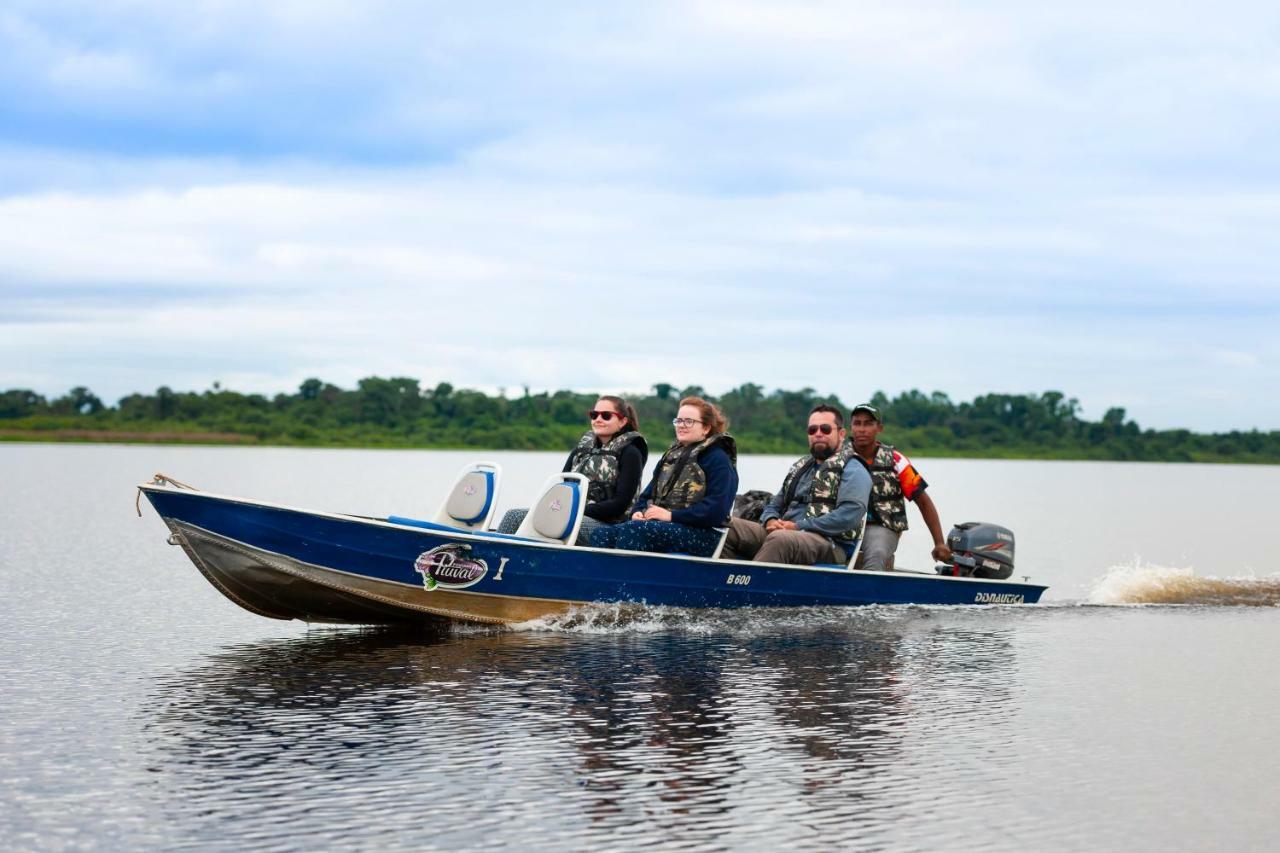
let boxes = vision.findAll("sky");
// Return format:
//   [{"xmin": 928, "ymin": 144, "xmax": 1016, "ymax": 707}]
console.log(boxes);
[{"xmin": 2, "ymin": 1, "xmax": 1279, "ymax": 432}]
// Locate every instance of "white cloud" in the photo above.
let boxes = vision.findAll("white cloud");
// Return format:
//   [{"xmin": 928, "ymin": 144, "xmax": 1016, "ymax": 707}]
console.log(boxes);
[{"xmin": 1, "ymin": 2, "xmax": 1279, "ymax": 431}]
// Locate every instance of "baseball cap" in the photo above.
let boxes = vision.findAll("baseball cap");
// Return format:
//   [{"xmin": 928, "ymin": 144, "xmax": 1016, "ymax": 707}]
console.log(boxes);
[{"xmin": 851, "ymin": 403, "xmax": 882, "ymax": 422}]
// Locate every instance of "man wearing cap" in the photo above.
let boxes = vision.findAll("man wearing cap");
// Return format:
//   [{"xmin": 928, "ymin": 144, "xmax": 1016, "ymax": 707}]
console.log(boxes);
[
  {"xmin": 720, "ymin": 404, "xmax": 872, "ymax": 565},
  {"xmin": 849, "ymin": 403, "xmax": 952, "ymax": 571}
]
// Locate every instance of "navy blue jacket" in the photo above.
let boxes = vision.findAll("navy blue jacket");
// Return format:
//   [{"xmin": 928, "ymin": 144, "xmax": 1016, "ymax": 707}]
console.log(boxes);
[{"xmin": 632, "ymin": 444, "xmax": 738, "ymax": 529}]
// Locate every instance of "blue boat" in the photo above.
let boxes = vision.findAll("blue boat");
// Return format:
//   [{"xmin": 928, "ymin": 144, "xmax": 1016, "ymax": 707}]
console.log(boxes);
[{"xmin": 138, "ymin": 464, "xmax": 1047, "ymax": 626}]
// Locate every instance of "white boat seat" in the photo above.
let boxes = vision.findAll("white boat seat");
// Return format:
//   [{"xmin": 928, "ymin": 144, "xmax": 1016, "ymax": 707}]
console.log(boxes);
[
  {"xmin": 844, "ymin": 515, "xmax": 868, "ymax": 569},
  {"xmin": 709, "ymin": 527, "xmax": 730, "ymax": 560},
  {"xmin": 432, "ymin": 461, "xmax": 502, "ymax": 531},
  {"xmin": 515, "ymin": 473, "xmax": 587, "ymax": 545}
]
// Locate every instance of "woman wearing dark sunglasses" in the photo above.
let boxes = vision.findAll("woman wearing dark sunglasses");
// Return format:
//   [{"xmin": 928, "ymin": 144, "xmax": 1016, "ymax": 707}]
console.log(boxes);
[
  {"xmin": 566, "ymin": 396, "xmax": 649, "ymax": 525},
  {"xmin": 498, "ymin": 395, "xmax": 648, "ymax": 542}
]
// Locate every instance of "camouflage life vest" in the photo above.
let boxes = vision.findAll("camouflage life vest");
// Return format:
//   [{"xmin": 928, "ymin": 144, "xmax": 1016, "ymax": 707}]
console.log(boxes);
[
  {"xmin": 777, "ymin": 439, "xmax": 862, "ymax": 543},
  {"xmin": 865, "ymin": 443, "xmax": 909, "ymax": 532},
  {"xmin": 566, "ymin": 429, "xmax": 649, "ymax": 522},
  {"xmin": 651, "ymin": 433, "xmax": 738, "ymax": 515}
]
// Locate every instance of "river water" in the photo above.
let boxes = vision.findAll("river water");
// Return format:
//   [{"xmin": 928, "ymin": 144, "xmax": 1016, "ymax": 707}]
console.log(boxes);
[{"xmin": 1, "ymin": 444, "xmax": 1277, "ymax": 851}]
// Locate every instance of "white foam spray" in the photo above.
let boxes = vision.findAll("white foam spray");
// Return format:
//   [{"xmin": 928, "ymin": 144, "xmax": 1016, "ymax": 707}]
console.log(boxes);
[
  {"xmin": 513, "ymin": 602, "xmax": 685, "ymax": 634},
  {"xmin": 1088, "ymin": 559, "xmax": 1280, "ymax": 606},
  {"xmin": 506, "ymin": 602, "xmax": 945, "ymax": 635}
]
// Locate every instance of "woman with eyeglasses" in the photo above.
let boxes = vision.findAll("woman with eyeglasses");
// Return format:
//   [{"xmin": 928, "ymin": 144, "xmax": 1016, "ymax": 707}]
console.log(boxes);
[
  {"xmin": 497, "ymin": 395, "xmax": 648, "ymax": 542},
  {"xmin": 590, "ymin": 396, "xmax": 738, "ymax": 557}
]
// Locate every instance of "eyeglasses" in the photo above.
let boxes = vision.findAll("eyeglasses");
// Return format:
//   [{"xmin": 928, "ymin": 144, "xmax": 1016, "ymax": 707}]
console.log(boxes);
[
  {"xmin": 807, "ymin": 423, "xmax": 836, "ymax": 435},
  {"xmin": 589, "ymin": 410, "xmax": 623, "ymax": 422},
  {"xmin": 672, "ymin": 417, "xmax": 703, "ymax": 428}
]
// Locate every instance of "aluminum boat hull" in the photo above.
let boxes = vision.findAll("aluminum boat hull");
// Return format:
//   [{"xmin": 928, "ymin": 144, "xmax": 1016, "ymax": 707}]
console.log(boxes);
[{"xmin": 141, "ymin": 484, "xmax": 1048, "ymax": 626}]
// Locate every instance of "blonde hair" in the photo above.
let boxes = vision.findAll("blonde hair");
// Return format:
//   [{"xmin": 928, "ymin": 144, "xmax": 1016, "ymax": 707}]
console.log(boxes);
[{"xmin": 678, "ymin": 396, "xmax": 728, "ymax": 435}]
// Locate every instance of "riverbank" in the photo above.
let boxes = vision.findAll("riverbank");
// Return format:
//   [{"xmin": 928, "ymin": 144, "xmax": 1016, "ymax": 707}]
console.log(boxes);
[
  {"xmin": 8, "ymin": 381, "xmax": 1280, "ymax": 463},
  {"xmin": 4, "ymin": 425, "xmax": 1278, "ymax": 464},
  {"xmin": 0, "ymin": 429, "xmax": 258, "ymax": 445}
]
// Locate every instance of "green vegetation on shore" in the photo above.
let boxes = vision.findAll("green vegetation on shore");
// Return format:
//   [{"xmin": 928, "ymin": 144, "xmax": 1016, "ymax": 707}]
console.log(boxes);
[{"xmin": 2, "ymin": 379, "xmax": 1277, "ymax": 463}]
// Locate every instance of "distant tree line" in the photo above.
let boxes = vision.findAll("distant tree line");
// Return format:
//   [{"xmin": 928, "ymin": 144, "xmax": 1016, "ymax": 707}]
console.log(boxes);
[{"xmin": 2, "ymin": 379, "xmax": 1277, "ymax": 463}]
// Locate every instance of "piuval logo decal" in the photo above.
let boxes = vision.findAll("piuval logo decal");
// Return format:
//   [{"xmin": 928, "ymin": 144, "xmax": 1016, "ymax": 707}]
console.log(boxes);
[{"xmin": 414, "ymin": 544, "xmax": 489, "ymax": 590}]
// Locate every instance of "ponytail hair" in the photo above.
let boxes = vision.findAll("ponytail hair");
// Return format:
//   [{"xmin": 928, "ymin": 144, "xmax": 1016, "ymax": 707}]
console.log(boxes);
[
  {"xmin": 598, "ymin": 394, "xmax": 640, "ymax": 432},
  {"xmin": 678, "ymin": 396, "xmax": 728, "ymax": 435}
]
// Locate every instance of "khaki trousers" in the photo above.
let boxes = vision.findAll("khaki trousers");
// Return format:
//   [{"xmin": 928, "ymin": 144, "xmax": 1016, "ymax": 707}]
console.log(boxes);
[{"xmin": 722, "ymin": 517, "xmax": 845, "ymax": 565}]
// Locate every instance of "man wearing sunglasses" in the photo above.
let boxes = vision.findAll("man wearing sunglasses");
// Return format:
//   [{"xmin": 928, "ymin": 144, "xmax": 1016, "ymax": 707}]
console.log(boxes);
[{"xmin": 720, "ymin": 404, "xmax": 872, "ymax": 566}]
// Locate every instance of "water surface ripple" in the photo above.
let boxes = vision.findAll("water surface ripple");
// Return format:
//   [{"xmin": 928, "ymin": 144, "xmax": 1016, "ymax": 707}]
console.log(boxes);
[
  {"xmin": 138, "ymin": 614, "xmax": 1037, "ymax": 851},
  {"xmin": 3, "ymin": 445, "xmax": 1280, "ymax": 851}
]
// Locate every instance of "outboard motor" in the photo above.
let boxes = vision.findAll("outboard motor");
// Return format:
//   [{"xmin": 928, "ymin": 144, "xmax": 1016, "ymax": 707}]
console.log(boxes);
[{"xmin": 937, "ymin": 522, "xmax": 1015, "ymax": 579}]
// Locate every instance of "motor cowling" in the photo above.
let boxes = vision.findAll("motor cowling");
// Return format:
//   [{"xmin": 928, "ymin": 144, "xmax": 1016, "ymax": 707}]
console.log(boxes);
[{"xmin": 938, "ymin": 522, "xmax": 1015, "ymax": 579}]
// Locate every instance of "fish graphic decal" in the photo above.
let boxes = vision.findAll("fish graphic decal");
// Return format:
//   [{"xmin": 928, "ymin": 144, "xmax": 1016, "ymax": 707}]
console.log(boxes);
[{"xmin": 413, "ymin": 543, "xmax": 489, "ymax": 590}]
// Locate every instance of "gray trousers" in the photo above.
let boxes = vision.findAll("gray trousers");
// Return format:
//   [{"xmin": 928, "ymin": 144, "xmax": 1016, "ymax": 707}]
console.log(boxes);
[
  {"xmin": 721, "ymin": 517, "xmax": 845, "ymax": 565},
  {"xmin": 852, "ymin": 523, "xmax": 900, "ymax": 571}
]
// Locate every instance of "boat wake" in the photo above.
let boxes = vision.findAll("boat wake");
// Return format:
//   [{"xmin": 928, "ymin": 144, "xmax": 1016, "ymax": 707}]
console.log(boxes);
[
  {"xmin": 502, "ymin": 601, "xmax": 956, "ymax": 635},
  {"xmin": 1088, "ymin": 561, "xmax": 1280, "ymax": 607},
  {"xmin": 512, "ymin": 602, "xmax": 691, "ymax": 634}
]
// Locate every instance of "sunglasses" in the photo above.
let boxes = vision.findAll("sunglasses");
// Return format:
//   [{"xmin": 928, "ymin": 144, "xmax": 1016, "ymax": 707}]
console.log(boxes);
[
  {"xmin": 807, "ymin": 424, "xmax": 836, "ymax": 435},
  {"xmin": 588, "ymin": 410, "xmax": 624, "ymax": 422}
]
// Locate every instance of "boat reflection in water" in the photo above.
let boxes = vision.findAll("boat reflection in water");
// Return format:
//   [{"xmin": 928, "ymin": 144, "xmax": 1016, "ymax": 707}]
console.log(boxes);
[{"xmin": 141, "ymin": 607, "xmax": 1022, "ymax": 849}]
